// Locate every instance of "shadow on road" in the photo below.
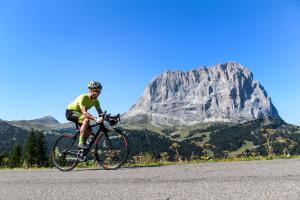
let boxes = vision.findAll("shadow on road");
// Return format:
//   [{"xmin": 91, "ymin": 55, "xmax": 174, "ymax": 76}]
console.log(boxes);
[{"xmin": 73, "ymin": 165, "xmax": 166, "ymax": 172}]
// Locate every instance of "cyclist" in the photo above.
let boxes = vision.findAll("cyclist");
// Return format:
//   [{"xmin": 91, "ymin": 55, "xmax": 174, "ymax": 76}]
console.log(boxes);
[{"xmin": 66, "ymin": 81, "xmax": 104, "ymax": 148}]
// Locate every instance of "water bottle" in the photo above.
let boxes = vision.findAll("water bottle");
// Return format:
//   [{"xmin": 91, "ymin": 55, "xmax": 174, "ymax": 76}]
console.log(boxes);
[{"xmin": 86, "ymin": 134, "xmax": 95, "ymax": 146}]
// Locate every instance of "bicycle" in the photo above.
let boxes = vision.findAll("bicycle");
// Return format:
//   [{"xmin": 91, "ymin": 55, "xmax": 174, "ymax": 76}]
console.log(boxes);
[{"xmin": 51, "ymin": 112, "xmax": 130, "ymax": 172}]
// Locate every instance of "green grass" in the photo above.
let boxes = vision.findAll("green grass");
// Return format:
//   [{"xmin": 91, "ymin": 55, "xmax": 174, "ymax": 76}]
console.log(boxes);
[
  {"xmin": 229, "ymin": 140, "xmax": 254, "ymax": 157},
  {"xmin": 1, "ymin": 155, "xmax": 300, "ymax": 170},
  {"xmin": 123, "ymin": 154, "xmax": 300, "ymax": 168},
  {"xmin": 121, "ymin": 122, "xmax": 172, "ymax": 135}
]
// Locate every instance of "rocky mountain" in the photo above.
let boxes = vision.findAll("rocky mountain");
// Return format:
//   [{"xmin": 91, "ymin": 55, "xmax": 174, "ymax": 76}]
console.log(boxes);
[{"xmin": 123, "ymin": 62, "xmax": 280, "ymax": 126}]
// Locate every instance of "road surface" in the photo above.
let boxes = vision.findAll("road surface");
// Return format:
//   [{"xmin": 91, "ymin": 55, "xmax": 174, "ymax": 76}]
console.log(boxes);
[{"xmin": 1, "ymin": 159, "xmax": 300, "ymax": 200}]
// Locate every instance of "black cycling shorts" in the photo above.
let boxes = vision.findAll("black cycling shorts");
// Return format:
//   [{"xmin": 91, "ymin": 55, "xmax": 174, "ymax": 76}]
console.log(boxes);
[{"xmin": 65, "ymin": 109, "xmax": 82, "ymax": 124}]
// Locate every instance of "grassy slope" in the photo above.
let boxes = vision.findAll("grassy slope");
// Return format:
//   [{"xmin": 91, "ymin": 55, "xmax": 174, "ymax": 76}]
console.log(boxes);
[{"xmin": 120, "ymin": 117, "xmax": 300, "ymax": 158}]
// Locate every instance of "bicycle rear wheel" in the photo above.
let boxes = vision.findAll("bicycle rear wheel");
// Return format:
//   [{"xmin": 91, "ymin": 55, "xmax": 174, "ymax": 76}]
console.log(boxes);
[
  {"xmin": 52, "ymin": 134, "xmax": 79, "ymax": 172},
  {"xmin": 94, "ymin": 128, "xmax": 129, "ymax": 170}
]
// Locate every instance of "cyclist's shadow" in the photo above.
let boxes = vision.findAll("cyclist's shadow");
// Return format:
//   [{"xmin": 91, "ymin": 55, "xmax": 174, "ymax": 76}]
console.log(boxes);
[
  {"xmin": 74, "ymin": 165, "xmax": 165, "ymax": 172},
  {"xmin": 74, "ymin": 167, "xmax": 129, "ymax": 171}
]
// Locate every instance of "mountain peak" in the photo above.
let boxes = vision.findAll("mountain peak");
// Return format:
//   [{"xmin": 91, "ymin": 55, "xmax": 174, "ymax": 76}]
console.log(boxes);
[
  {"xmin": 123, "ymin": 62, "xmax": 280, "ymax": 126},
  {"xmin": 32, "ymin": 116, "xmax": 60, "ymax": 124}
]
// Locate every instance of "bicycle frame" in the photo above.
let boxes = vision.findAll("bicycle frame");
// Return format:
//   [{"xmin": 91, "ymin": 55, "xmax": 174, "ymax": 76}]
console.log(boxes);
[
  {"xmin": 62, "ymin": 121, "xmax": 116, "ymax": 156},
  {"xmin": 80, "ymin": 122, "xmax": 114, "ymax": 155}
]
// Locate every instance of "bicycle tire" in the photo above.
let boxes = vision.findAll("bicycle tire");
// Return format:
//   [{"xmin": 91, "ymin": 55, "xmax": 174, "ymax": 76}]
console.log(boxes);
[
  {"xmin": 52, "ymin": 134, "xmax": 79, "ymax": 172},
  {"xmin": 94, "ymin": 128, "xmax": 129, "ymax": 170}
]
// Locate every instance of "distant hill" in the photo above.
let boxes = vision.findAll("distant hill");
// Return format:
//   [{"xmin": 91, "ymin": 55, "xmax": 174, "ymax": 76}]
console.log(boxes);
[
  {"xmin": 0, "ymin": 117, "xmax": 76, "ymax": 154},
  {"xmin": 1, "ymin": 116, "xmax": 300, "ymax": 159},
  {"xmin": 122, "ymin": 116, "xmax": 300, "ymax": 158},
  {"xmin": 0, "ymin": 119, "xmax": 28, "ymax": 153},
  {"xmin": 8, "ymin": 116, "xmax": 73, "ymax": 131},
  {"xmin": 27, "ymin": 115, "xmax": 60, "ymax": 124}
]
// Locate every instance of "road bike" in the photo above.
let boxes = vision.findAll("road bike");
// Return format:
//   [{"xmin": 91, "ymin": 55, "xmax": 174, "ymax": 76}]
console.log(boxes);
[{"xmin": 51, "ymin": 113, "xmax": 129, "ymax": 172}]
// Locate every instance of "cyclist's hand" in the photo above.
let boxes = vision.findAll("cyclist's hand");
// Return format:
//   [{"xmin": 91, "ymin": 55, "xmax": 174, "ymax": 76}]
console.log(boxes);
[
  {"xmin": 96, "ymin": 117, "xmax": 104, "ymax": 124},
  {"xmin": 110, "ymin": 118, "xmax": 118, "ymax": 126}
]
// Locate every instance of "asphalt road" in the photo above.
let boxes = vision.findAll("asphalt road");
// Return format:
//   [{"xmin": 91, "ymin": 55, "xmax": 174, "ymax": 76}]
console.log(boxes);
[{"xmin": 1, "ymin": 159, "xmax": 300, "ymax": 200}]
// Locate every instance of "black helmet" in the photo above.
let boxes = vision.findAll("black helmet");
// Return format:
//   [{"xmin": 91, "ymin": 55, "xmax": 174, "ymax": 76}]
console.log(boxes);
[{"xmin": 88, "ymin": 81, "xmax": 102, "ymax": 90}]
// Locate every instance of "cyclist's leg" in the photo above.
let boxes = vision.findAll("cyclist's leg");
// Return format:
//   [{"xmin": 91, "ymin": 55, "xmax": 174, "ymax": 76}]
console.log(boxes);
[{"xmin": 79, "ymin": 118, "xmax": 92, "ymax": 145}]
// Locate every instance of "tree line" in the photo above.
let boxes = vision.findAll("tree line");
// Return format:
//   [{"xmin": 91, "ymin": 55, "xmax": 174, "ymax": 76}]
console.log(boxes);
[{"xmin": 0, "ymin": 129, "xmax": 49, "ymax": 168}]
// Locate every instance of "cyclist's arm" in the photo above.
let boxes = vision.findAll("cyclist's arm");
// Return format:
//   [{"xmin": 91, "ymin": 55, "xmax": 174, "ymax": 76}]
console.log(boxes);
[
  {"xmin": 95, "ymin": 100, "xmax": 103, "ymax": 116},
  {"xmin": 80, "ymin": 106, "xmax": 97, "ymax": 121},
  {"xmin": 96, "ymin": 107, "xmax": 103, "ymax": 116}
]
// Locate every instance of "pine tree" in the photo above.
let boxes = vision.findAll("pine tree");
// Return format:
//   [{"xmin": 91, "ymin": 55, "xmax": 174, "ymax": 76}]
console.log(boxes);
[
  {"xmin": 0, "ymin": 152, "xmax": 9, "ymax": 167},
  {"xmin": 0, "ymin": 154, "xmax": 3, "ymax": 167},
  {"xmin": 35, "ymin": 131, "xmax": 48, "ymax": 167},
  {"xmin": 9, "ymin": 144, "xmax": 22, "ymax": 168},
  {"xmin": 23, "ymin": 129, "xmax": 37, "ymax": 167}
]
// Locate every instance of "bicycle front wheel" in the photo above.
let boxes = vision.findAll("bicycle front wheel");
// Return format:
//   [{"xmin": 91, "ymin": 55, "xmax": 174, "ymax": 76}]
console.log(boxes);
[
  {"xmin": 94, "ymin": 128, "xmax": 129, "ymax": 170},
  {"xmin": 52, "ymin": 134, "xmax": 79, "ymax": 172}
]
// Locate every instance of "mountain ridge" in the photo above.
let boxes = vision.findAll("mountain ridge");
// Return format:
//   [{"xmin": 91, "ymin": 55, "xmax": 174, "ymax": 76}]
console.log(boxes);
[{"xmin": 9, "ymin": 115, "xmax": 60, "ymax": 125}]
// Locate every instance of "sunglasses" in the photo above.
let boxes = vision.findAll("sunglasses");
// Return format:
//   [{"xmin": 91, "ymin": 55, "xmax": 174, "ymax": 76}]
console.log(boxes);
[{"xmin": 91, "ymin": 89, "xmax": 101, "ymax": 93}]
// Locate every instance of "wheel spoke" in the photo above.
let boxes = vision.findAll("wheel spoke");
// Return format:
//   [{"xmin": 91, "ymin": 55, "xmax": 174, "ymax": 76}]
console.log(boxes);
[
  {"xmin": 52, "ymin": 134, "xmax": 79, "ymax": 171},
  {"xmin": 95, "ymin": 129, "xmax": 129, "ymax": 170}
]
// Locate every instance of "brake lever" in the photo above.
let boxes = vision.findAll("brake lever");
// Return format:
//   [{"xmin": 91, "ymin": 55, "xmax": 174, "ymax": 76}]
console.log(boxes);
[{"xmin": 107, "ymin": 113, "xmax": 111, "ymax": 119}]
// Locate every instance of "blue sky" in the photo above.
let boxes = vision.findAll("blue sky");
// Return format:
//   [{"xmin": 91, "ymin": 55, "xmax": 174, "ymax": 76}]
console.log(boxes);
[{"xmin": 0, "ymin": 0, "xmax": 299, "ymax": 125}]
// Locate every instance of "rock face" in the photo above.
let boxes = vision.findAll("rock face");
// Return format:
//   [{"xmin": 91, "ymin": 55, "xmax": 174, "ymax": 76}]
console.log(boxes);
[{"xmin": 123, "ymin": 62, "xmax": 281, "ymax": 126}]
